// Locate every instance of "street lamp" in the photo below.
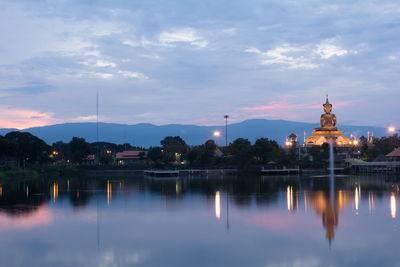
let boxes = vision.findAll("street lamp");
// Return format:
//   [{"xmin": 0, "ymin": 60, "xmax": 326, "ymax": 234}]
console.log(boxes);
[
  {"xmin": 213, "ymin": 130, "xmax": 221, "ymax": 145},
  {"xmin": 388, "ymin": 126, "xmax": 396, "ymax": 134},
  {"xmin": 224, "ymin": 115, "xmax": 229, "ymax": 147}
]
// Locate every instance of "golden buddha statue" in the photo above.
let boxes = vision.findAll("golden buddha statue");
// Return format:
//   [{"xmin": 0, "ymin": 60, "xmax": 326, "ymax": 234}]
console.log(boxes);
[
  {"xmin": 318, "ymin": 95, "xmax": 337, "ymax": 131},
  {"xmin": 304, "ymin": 95, "xmax": 351, "ymax": 146}
]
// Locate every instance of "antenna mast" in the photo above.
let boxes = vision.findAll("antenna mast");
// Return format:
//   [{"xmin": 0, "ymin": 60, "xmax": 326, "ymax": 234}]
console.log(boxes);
[{"xmin": 96, "ymin": 91, "xmax": 99, "ymax": 143}]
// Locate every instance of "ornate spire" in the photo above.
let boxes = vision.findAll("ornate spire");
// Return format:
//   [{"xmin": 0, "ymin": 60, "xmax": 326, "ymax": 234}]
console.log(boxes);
[{"xmin": 324, "ymin": 95, "xmax": 331, "ymax": 108}]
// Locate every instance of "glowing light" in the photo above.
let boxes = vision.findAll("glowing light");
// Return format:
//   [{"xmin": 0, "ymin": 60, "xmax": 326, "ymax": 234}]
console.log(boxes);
[
  {"xmin": 0, "ymin": 185, "xmax": 2, "ymax": 197},
  {"xmin": 388, "ymin": 126, "xmax": 396, "ymax": 133},
  {"xmin": 353, "ymin": 140, "xmax": 358, "ymax": 145},
  {"xmin": 107, "ymin": 180, "xmax": 112, "ymax": 206},
  {"xmin": 52, "ymin": 183, "xmax": 58, "ymax": 202},
  {"xmin": 369, "ymin": 192, "xmax": 375, "ymax": 215},
  {"xmin": 355, "ymin": 187, "xmax": 359, "ymax": 213},
  {"xmin": 215, "ymin": 191, "xmax": 221, "ymax": 220},
  {"xmin": 391, "ymin": 193, "xmax": 396, "ymax": 218},
  {"xmin": 287, "ymin": 186, "xmax": 293, "ymax": 211},
  {"xmin": 304, "ymin": 191, "xmax": 307, "ymax": 214},
  {"xmin": 213, "ymin": 131, "xmax": 221, "ymax": 137},
  {"xmin": 52, "ymin": 151, "xmax": 58, "ymax": 156},
  {"xmin": 175, "ymin": 180, "xmax": 182, "ymax": 195},
  {"xmin": 105, "ymin": 150, "xmax": 112, "ymax": 155},
  {"xmin": 338, "ymin": 190, "xmax": 344, "ymax": 209}
]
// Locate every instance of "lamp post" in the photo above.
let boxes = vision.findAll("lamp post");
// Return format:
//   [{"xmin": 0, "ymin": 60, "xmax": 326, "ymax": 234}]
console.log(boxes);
[
  {"xmin": 213, "ymin": 130, "xmax": 221, "ymax": 146},
  {"xmin": 224, "ymin": 115, "xmax": 229, "ymax": 147}
]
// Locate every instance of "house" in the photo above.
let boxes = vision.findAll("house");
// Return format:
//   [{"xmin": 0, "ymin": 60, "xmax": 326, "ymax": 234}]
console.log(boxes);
[
  {"xmin": 386, "ymin": 147, "xmax": 400, "ymax": 161},
  {"xmin": 83, "ymin": 154, "xmax": 96, "ymax": 165},
  {"xmin": 116, "ymin": 150, "xmax": 148, "ymax": 165}
]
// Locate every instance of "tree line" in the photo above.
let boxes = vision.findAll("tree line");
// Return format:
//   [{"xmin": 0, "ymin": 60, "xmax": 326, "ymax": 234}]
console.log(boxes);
[{"xmin": 1, "ymin": 131, "xmax": 399, "ymax": 170}]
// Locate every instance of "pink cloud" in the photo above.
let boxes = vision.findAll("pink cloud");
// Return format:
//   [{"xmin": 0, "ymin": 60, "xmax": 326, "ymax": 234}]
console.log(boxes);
[
  {"xmin": 239, "ymin": 99, "xmax": 359, "ymax": 122},
  {"xmin": 0, "ymin": 106, "xmax": 57, "ymax": 129}
]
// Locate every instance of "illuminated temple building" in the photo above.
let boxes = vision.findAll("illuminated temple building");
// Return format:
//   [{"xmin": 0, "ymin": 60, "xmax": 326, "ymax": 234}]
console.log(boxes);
[{"xmin": 304, "ymin": 96, "xmax": 357, "ymax": 147}]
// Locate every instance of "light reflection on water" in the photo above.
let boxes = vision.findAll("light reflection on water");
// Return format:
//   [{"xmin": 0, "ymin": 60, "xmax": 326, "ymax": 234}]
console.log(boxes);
[{"xmin": 0, "ymin": 175, "xmax": 399, "ymax": 267}]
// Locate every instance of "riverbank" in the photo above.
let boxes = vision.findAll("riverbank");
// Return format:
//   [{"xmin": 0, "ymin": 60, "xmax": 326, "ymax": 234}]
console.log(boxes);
[{"xmin": 0, "ymin": 170, "xmax": 40, "ymax": 183}]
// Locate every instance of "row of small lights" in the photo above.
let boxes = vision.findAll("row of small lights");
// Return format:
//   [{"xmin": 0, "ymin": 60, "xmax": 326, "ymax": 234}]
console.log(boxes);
[{"xmin": 285, "ymin": 126, "xmax": 397, "ymax": 147}]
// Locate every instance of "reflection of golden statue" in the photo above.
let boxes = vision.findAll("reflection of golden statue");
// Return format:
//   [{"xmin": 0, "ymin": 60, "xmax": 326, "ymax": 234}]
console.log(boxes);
[
  {"xmin": 319, "ymin": 95, "xmax": 337, "ymax": 131},
  {"xmin": 311, "ymin": 190, "xmax": 350, "ymax": 246}
]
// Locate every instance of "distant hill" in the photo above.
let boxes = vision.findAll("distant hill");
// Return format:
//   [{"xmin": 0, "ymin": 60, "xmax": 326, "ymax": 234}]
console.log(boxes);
[{"xmin": 0, "ymin": 119, "xmax": 385, "ymax": 147}]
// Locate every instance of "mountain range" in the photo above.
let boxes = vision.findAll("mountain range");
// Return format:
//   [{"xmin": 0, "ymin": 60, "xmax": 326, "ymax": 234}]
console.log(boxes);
[{"xmin": 0, "ymin": 119, "xmax": 385, "ymax": 147}]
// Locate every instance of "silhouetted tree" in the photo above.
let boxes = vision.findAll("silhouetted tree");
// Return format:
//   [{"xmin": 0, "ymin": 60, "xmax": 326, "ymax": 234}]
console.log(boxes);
[
  {"xmin": 229, "ymin": 138, "xmax": 254, "ymax": 167},
  {"xmin": 69, "ymin": 137, "xmax": 91, "ymax": 164},
  {"xmin": 148, "ymin": 146, "xmax": 163, "ymax": 164},
  {"xmin": 253, "ymin": 138, "xmax": 280, "ymax": 163},
  {"xmin": 5, "ymin": 131, "xmax": 50, "ymax": 167},
  {"xmin": 160, "ymin": 136, "xmax": 188, "ymax": 161}
]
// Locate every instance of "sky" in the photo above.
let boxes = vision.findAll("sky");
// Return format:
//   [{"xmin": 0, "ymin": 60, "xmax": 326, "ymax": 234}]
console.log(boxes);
[{"xmin": 0, "ymin": 0, "xmax": 399, "ymax": 129}]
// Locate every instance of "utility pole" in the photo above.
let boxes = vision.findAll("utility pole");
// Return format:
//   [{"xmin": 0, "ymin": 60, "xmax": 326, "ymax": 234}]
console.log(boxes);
[
  {"xmin": 96, "ymin": 91, "xmax": 99, "ymax": 143},
  {"xmin": 224, "ymin": 115, "xmax": 229, "ymax": 147}
]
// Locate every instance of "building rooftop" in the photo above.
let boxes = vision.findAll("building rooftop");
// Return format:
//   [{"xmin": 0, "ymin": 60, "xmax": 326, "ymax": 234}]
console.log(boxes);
[
  {"xmin": 116, "ymin": 150, "xmax": 148, "ymax": 159},
  {"xmin": 386, "ymin": 147, "xmax": 400, "ymax": 157}
]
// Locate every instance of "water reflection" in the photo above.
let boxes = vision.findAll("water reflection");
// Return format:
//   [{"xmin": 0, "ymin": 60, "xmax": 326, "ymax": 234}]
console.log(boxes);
[
  {"xmin": 107, "ymin": 180, "xmax": 112, "ymax": 206},
  {"xmin": 287, "ymin": 186, "xmax": 293, "ymax": 211},
  {"xmin": 391, "ymin": 193, "xmax": 396, "ymax": 218},
  {"xmin": 0, "ymin": 175, "xmax": 399, "ymax": 266},
  {"xmin": 355, "ymin": 186, "xmax": 359, "ymax": 214},
  {"xmin": 52, "ymin": 182, "xmax": 58, "ymax": 202},
  {"xmin": 369, "ymin": 192, "xmax": 375, "ymax": 215},
  {"xmin": 311, "ymin": 190, "xmax": 350, "ymax": 244},
  {"xmin": 215, "ymin": 191, "xmax": 221, "ymax": 220}
]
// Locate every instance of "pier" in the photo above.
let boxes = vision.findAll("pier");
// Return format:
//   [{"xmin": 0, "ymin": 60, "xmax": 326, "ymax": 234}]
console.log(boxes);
[
  {"xmin": 144, "ymin": 170, "xmax": 179, "ymax": 177},
  {"xmin": 349, "ymin": 160, "xmax": 400, "ymax": 175},
  {"xmin": 261, "ymin": 167, "xmax": 300, "ymax": 175}
]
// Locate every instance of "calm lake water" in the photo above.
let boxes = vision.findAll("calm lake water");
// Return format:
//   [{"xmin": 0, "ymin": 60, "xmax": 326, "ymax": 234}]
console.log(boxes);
[{"xmin": 0, "ymin": 174, "xmax": 399, "ymax": 267}]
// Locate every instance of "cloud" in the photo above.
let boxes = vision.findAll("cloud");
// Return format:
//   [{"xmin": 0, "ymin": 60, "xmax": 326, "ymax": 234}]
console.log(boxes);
[
  {"xmin": 71, "ymin": 115, "xmax": 98, "ymax": 122},
  {"xmin": 0, "ymin": 1, "xmax": 399, "ymax": 128},
  {"xmin": 123, "ymin": 27, "xmax": 208, "ymax": 49},
  {"xmin": 158, "ymin": 27, "xmax": 208, "ymax": 48},
  {"xmin": 117, "ymin": 70, "xmax": 148, "ymax": 80},
  {"xmin": 245, "ymin": 44, "xmax": 318, "ymax": 70},
  {"xmin": 2, "ymin": 83, "xmax": 55, "ymax": 95},
  {"xmin": 240, "ymin": 99, "xmax": 359, "ymax": 122},
  {"xmin": 78, "ymin": 72, "xmax": 114, "ymax": 80},
  {"xmin": 245, "ymin": 39, "xmax": 353, "ymax": 69},
  {"xmin": 94, "ymin": 60, "xmax": 117, "ymax": 68},
  {"xmin": 0, "ymin": 106, "xmax": 56, "ymax": 129},
  {"xmin": 313, "ymin": 39, "xmax": 348, "ymax": 59}
]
